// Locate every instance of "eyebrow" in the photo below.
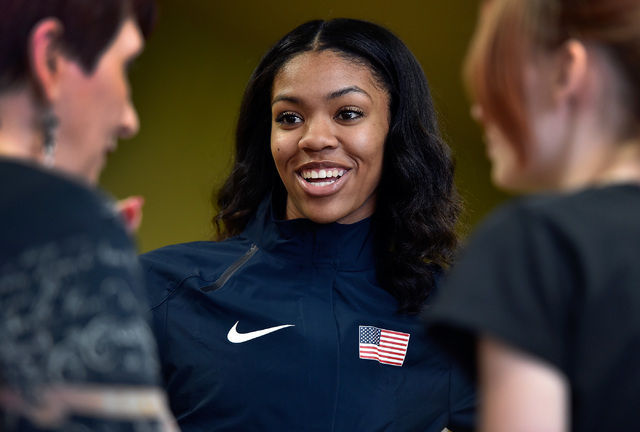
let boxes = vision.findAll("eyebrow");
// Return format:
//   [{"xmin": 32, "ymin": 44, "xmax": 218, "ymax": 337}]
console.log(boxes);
[
  {"xmin": 271, "ymin": 85, "xmax": 372, "ymax": 107},
  {"xmin": 327, "ymin": 85, "xmax": 371, "ymax": 101}
]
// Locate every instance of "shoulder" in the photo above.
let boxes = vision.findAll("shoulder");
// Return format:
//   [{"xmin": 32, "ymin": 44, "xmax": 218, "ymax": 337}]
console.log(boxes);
[
  {"xmin": 140, "ymin": 237, "xmax": 254, "ymax": 301},
  {"xmin": 478, "ymin": 193, "xmax": 559, "ymax": 228},
  {"xmin": 470, "ymin": 186, "xmax": 637, "ymax": 253},
  {"xmin": 1, "ymin": 159, "xmax": 110, "ymax": 210},
  {"xmin": 451, "ymin": 194, "xmax": 583, "ymax": 294},
  {"xmin": 0, "ymin": 165, "xmax": 139, "ymax": 296},
  {"xmin": 0, "ymin": 164, "xmax": 160, "ymax": 390},
  {"xmin": 141, "ymin": 238, "xmax": 254, "ymax": 274},
  {"xmin": 427, "ymin": 193, "xmax": 593, "ymax": 374},
  {"xmin": 0, "ymin": 161, "xmax": 144, "ymax": 305},
  {"xmin": 467, "ymin": 192, "xmax": 578, "ymax": 245},
  {"xmin": 1, "ymin": 161, "xmax": 128, "ymax": 253}
]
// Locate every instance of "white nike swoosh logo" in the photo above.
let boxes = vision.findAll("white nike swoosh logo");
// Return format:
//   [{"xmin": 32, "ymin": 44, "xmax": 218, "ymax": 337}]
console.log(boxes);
[{"xmin": 227, "ymin": 321, "xmax": 294, "ymax": 343}]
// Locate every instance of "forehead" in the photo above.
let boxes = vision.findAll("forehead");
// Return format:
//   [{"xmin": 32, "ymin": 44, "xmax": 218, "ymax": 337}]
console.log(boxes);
[
  {"xmin": 272, "ymin": 51, "xmax": 385, "ymax": 98},
  {"xmin": 102, "ymin": 18, "xmax": 144, "ymax": 60}
]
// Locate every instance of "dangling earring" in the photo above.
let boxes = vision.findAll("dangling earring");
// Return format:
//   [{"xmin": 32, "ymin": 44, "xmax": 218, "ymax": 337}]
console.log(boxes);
[{"xmin": 41, "ymin": 108, "xmax": 59, "ymax": 167}]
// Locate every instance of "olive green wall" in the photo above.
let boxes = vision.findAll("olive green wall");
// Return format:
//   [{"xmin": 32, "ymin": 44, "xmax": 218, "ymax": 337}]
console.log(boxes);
[{"xmin": 100, "ymin": 0, "xmax": 510, "ymax": 253}]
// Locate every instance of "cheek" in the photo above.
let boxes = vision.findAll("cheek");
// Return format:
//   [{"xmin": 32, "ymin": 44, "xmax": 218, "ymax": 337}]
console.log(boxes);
[
  {"xmin": 484, "ymin": 126, "xmax": 522, "ymax": 184},
  {"xmin": 56, "ymin": 76, "xmax": 92, "ymax": 136},
  {"xmin": 270, "ymin": 131, "xmax": 283, "ymax": 162},
  {"xmin": 270, "ymin": 131, "xmax": 295, "ymax": 176},
  {"xmin": 66, "ymin": 67, "xmax": 123, "ymax": 120},
  {"xmin": 490, "ymin": 150, "xmax": 519, "ymax": 188},
  {"xmin": 353, "ymin": 126, "xmax": 387, "ymax": 166},
  {"xmin": 90, "ymin": 61, "xmax": 130, "ymax": 110},
  {"xmin": 530, "ymin": 112, "xmax": 565, "ymax": 159}
]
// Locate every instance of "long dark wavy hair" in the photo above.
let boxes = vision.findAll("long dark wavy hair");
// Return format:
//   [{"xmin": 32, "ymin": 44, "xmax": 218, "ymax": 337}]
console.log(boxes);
[{"xmin": 214, "ymin": 18, "xmax": 462, "ymax": 314}]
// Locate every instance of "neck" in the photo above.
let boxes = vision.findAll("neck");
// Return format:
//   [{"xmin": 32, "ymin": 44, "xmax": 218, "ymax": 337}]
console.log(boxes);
[
  {"xmin": 0, "ymin": 91, "xmax": 49, "ymax": 164},
  {"xmin": 554, "ymin": 79, "xmax": 640, "ymax": 190},
  {"xmin": 557, "ymin": 135, "xmax": 640, "ymax": 191},
  {"xmin": 592, "ymin": 138, "xmax": 640, "ymax": 186}
]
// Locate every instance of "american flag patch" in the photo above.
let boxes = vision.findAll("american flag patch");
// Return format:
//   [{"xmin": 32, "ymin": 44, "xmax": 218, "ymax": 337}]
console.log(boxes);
[{"xmin": 359, "ymin": 325, "xmax": 410, "ymax": 367}]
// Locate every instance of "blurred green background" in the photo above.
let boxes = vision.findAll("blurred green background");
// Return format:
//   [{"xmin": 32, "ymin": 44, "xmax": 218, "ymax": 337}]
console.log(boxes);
[{"xmin": 100, "ymin": 0, "xmax": 510, "ymax": 253}]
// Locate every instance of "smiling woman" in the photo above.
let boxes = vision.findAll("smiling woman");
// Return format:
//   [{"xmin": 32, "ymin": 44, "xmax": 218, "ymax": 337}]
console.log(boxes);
[
  {"xmin": 141, "ymin": 18, "xmax": 474, "ymax": 432},
  {"xmin": 270, "ymin": 50, "xmax": 389, "ymax": 224}
]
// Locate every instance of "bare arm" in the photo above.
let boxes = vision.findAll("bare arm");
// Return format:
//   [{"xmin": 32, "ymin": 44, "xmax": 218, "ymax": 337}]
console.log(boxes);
[
  {"xmin": 0, "ymin": 385, "xmax": 180, "ymax": 432},
  {"xmin": 478, "ymin": 336, "xmax": 569, "ymax": 432}
]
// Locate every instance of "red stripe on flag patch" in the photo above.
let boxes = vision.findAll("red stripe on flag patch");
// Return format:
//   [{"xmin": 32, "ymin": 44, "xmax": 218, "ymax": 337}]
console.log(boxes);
[{"xmin": 358, "ymin": 325, "xmax": 410, "ymax": 367}]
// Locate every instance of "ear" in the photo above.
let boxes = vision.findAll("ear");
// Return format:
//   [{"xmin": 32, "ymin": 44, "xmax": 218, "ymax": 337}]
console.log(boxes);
[
  {"xmin": 29, "ymin": 18, "xmax": 65, "ymax": 103},
  {"xmin": 554, "ymin": 39, "xmax": 589, "ymax": 104}
]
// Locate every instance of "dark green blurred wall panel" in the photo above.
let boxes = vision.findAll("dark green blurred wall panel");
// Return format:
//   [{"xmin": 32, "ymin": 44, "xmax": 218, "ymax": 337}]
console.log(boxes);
[{"xmin": 100, "ymin": 0, "xmax": 509, "ymax": 253}]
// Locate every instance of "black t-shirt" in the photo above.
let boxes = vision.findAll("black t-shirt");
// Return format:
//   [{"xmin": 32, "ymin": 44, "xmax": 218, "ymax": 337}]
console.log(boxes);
[
  {"xmin": 428, "ymin": 184, "xmax": 640, "ymax": 431},
  {"xmin": 0, "ymin": 159, "xmax": 161, "ymax": 431}
]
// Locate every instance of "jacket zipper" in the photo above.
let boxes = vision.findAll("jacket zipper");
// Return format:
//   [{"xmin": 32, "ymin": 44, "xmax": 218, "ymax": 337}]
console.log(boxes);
[{"xmin": 201, "ymin": 244, "xmax": 258, "ymax": 292}]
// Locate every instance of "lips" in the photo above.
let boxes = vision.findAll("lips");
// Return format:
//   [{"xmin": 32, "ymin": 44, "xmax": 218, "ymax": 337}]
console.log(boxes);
[
  {"xmin": 105, "ymin": 140, "xmax": 118, "ymax": 154},
  {"xmin": 296, "ymin": 163, "xmax": 350, "ymax": 194}
]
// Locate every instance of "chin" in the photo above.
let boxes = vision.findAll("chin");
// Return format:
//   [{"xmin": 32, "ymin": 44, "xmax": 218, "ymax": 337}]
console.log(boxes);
[
  {"xmin": 292, "ymin": 199, "xmax": 373, "ymax": 225},
  {"xmin": 491, "ymin": 169, "xmax": 519, "ymax": 193},
  {"xmin": 305, "ymin": 213, "xmax": 343, "ymax": 225},
  {"xmin": 492, "ymin": 173, "xmax": 544, "ymax": 195},
  {"xmin": 301, "ymin": 207, "xmax": 351, "ymax": 224}
]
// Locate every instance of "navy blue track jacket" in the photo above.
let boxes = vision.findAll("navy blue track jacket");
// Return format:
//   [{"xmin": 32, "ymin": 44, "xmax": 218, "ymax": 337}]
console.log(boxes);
[{"xmin": 142, "ymin": 197, "xmax": 475, "ymax": 431}]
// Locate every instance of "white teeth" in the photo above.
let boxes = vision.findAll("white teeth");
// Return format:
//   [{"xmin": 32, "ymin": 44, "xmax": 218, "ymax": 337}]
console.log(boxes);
[
  {"xmin": 310, "ymin": 180, "xmax": 336, "ymax": 187},
  {"xmin": 302, "ymin": 169, "xmax": 346, "ymax": 180}
]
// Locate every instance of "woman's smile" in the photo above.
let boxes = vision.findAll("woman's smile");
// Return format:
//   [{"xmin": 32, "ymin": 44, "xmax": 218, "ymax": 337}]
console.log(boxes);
[{"xmin": 295, "ymin": 162, "xmax": 350, "ymax": 195}]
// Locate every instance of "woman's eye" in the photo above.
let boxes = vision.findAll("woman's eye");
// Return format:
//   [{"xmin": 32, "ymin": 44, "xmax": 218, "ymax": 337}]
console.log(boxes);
[
  {"xmin": 336, "ymin": 108, "xmax": 364, "ymax": 121},
  {"xmin": 275, "ymin": 112, "xmax": 302, "ymax": 125}
]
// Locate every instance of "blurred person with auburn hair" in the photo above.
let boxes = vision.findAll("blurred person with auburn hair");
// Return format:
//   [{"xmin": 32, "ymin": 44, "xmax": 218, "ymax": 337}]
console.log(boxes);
[
  {"xmin": 0, "ymin": 0, "xmax": 178, "ymax": 430},
  {"xmin": 428, "ymin": 0, "xmax": 640, "ymax": 431}
]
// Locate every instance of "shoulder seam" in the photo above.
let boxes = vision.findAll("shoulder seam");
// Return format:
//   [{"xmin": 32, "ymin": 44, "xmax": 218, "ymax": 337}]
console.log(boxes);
[{"xmin": 147, "ymin": 274, "xmax": 202, "ymax": 311}]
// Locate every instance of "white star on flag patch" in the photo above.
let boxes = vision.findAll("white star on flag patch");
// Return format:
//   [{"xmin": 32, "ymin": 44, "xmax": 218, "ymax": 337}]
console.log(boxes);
[{"xmin": 359, "ymin": 325, "xmax": 410, "ymax": 366}]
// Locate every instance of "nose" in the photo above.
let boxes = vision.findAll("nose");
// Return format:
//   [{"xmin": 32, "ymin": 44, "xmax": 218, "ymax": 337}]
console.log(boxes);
[
  {"xmin": 118, "ymin": 99, "xmax": 140, "ymax": 139},
  {"xmin": 297, "ymin": 117, "xmax": 338, "ymax": 152}
]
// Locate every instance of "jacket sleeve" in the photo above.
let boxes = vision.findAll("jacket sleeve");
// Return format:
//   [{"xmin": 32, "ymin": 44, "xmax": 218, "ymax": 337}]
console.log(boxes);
[{"xmin": 447, "ymin": 358, "xmax": 476, "ymax": 431}]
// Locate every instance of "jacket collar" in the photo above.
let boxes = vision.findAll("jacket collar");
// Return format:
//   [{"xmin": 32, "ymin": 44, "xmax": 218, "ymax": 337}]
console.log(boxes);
[{"xmin": 242, "ymin": 196, "xmax": 376, "ymax": 269}]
